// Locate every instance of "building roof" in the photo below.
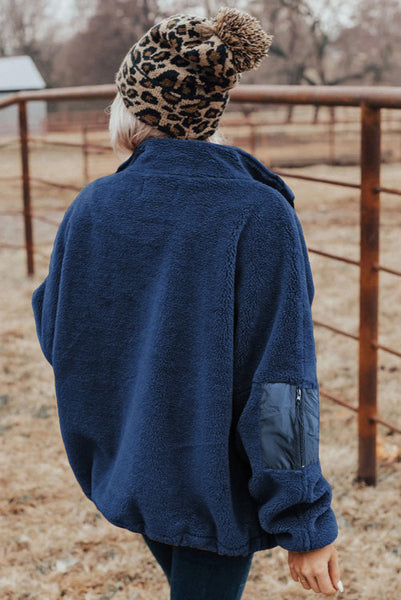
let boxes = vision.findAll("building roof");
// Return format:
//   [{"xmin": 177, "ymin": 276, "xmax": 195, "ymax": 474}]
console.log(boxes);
[{"xmin": 0, "ymin": 55, "xmax": 46, "ymax": 92}]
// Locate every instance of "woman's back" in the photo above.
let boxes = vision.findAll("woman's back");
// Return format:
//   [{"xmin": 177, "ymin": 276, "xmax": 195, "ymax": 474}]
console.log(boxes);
[{"xmin": 33, "ymin": 136, "xmax": 316, "ymax": 556}]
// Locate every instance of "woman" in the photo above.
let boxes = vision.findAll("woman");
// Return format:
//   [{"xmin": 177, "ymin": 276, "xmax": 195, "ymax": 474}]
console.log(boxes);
[{"xmin": 32, "ymin": 7, "xmax": 343, "ymax": 599}]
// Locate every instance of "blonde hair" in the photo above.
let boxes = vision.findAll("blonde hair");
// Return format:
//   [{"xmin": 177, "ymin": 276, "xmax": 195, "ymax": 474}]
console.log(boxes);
[{"xmin": 107, "ymin": 93, "xmax": 228, "ymax": 159}]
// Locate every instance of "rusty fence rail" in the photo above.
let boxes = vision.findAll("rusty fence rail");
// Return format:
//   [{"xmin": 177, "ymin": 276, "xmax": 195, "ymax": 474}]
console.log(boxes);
[{"xmin": 1, "ymin": 83, "xmax": 401, "ymax": 486}]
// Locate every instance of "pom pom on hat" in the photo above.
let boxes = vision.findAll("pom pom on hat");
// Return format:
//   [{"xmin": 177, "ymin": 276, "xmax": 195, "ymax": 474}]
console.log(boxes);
[{"xmin": 212, "ymin": 7, "xmax": 273, "ymax": 72}]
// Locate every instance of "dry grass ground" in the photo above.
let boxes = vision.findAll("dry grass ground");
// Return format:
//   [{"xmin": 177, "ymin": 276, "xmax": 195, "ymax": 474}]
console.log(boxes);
[{"xmin": 0, "ymin": 117, "xmax": 400, "ymax": 599}]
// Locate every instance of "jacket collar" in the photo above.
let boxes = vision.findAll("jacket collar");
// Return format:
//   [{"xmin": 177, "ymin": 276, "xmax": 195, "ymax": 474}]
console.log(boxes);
[{"xmin": 116, "ymin": 137, "xmax": 294, "ymax": 208}]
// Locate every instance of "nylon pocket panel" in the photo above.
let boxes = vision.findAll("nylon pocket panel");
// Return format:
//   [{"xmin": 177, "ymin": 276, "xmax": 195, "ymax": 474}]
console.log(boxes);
[{"xmin": 259, "ymin": 382, "xmax": 319, "ymax": 470}]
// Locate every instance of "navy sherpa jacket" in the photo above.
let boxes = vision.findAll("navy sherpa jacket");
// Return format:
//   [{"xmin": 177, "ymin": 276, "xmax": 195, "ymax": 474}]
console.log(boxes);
[{"xmin": 32, "ymin": 137, "xmax": 338, "ymax": 557}]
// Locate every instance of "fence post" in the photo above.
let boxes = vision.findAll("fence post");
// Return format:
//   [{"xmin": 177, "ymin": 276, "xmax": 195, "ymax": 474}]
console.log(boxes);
[
  {"xmin": 249, "ymin": 120, "xmax": 256, "ymax": 156},
  {"xmin": 82, "ymin": 124, "xmax": 89, "ymax": 185},
  {"xmin": 358, "ymin": 104, "xmax": 381, "ymax": 486},
  {"xmin": 18, "ymin": 100, "xmax": 34, "ymax": 276},
  {"xmin": 328, "ymin": 106, "xmax": 336, "ymax": 165}
]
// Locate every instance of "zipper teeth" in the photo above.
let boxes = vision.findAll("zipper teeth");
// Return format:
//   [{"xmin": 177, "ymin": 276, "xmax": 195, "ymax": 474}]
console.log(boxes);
[{"xmin": 296, "ymin": 386, "xmax": 305, "ymax": 468}]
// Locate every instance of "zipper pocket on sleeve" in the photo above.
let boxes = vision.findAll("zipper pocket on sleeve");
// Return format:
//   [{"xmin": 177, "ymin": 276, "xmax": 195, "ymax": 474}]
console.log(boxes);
[{"xmin": 295, "ymin": 386, "xmax": 305, "ymax": 468}]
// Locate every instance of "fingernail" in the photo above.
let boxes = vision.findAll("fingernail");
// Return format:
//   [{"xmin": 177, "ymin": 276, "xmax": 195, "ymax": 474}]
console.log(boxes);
[{"xmin": 337, "ymin": 580, "xmax": 344, "ymax": 593}]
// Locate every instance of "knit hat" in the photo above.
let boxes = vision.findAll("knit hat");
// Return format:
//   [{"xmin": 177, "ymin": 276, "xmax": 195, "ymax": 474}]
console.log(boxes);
[{"xmin": 115, "ymin": 7, "xmax": 272, "ymax": 140}]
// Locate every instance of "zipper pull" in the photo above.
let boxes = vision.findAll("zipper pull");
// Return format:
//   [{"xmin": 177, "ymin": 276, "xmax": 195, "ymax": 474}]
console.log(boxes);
[{"xmin": 296, "ymin": 387, "xmax": 302, "ymax": 403}]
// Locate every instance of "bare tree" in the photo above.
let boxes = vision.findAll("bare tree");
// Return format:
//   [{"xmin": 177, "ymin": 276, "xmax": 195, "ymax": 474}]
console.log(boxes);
[
  {"xmin": 53, "ymin": 0, "xmax": 162, "ymax": 87},
  {"xmin": 69, "ymin": 0, "xmax": 98, "ymax": 33},
  {"xmin": 4, "ymin": 0, "xmax": 400, "ymax": 94},
  {"xmin": 247, "ymin": 0, "xmax": 316, "ymax": 119},
  {"xmin": 334, "ymin": 0, "xmax": 401, "ymax": 86},
  {"xmin": 0, "ymin": 0, "xmax": 59, "ymax": 83},
  {"xmin": 0, "ymin": 0, "xmax": 48, "ymax": 55},
  {"xmin": 248, "ymin": 0, "xmax": 400, "ymax": 120}
]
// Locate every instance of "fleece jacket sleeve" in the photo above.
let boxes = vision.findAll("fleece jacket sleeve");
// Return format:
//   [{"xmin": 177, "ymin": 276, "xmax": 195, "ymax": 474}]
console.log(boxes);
[
  {"xmin": 234, "ymin": 190, "xmax": 338, "ymax": 552},
  {"xmin": 31, "ymin": 201, "xmax": 75, "ymax": 366}
]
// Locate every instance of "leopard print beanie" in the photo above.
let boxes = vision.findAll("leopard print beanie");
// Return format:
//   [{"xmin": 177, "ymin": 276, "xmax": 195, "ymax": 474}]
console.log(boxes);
[{"xmin": 115, "ymin": 7, "xmax": 273, "ymax": 140}]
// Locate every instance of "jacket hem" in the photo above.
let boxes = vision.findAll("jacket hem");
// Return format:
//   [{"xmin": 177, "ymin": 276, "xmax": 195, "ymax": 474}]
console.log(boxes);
[
  {"xmin": 139, "ymin": 525, "xmax": 278, "ymax": 556},
  {"xmin": 89, "ymin": 499, "xmax": 277, "ymax": 556}
]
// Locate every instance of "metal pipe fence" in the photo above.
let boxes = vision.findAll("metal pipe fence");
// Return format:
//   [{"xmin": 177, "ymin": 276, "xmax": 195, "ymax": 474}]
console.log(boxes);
[{"xmin": 1, "ymin": 83, "xmax": 401, "ymax": 486}]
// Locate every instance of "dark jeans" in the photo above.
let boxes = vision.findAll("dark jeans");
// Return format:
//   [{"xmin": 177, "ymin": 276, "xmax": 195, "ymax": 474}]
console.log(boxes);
[{"xmin": 142, "ymin": 534, "xmax": 254, "ymax": 600}]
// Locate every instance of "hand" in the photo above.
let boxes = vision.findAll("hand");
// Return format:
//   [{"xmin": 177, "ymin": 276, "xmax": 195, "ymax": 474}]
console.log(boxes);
[{"xmin": 287, "ymin": 542, "xmax": 342, "ymax": 595}]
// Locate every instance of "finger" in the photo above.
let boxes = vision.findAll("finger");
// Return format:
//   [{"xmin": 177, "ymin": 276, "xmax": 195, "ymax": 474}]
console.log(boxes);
[
  {"xmin": 315, "ymin": 566, "xmax": 338, "ymax": 595},
  {"xmin": 289, "ymin": 565, "xmax": 299, "ymax": 583},
  {"xmin": 296, "ymin": 573, "xmax": 313, "ymax": 591},
  {"xmin": 306, "ymin": 574, "xmax": 321, "ymax": 594},
  {"xmin": 299, "ymin": 576, "xmax": 312, "ymax": 590},
  {"xmin": 328, "ymin": 550, "xmax": 342, "ymax": 591}
]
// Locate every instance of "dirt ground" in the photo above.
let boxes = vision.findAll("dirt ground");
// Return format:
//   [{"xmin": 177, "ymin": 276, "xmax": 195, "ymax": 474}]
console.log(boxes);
[{"xmin": 1, "ymin": 118, "xmax": 401, "ymax": 599}]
